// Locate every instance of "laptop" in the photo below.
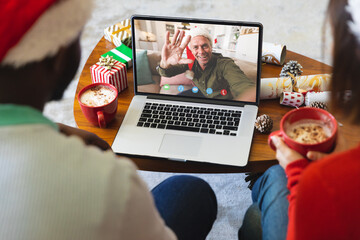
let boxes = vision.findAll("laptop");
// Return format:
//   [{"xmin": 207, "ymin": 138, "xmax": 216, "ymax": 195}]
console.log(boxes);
[{"xmin": 112, "ymin": 15, "xmax": 263, "ymax": 167}]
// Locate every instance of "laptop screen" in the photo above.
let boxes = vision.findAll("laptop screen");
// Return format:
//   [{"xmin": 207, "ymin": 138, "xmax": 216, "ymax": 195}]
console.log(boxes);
[{"xmin": 131, "ymin": 15, "xmax": 262, "ymax": 105}]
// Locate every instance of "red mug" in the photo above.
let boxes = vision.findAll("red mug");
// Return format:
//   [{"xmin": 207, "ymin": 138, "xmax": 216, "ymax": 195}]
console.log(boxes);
[
  {"xmin": 77, "ymin": 83, "xmax": 118, "ymax": 128},
  {"xmin": 268, "ymin": 107, "xmax": 338, "ymax": 157}
]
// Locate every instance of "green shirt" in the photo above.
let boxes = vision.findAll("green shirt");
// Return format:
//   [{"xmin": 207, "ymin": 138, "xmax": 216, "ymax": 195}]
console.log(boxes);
[
  {"xmin": 157, "ymin": 53, "xmax": 255, "ymax": 99},
  {"xmin": 0, "ymin": 104, "xmax": 58, "ymax": 129}
]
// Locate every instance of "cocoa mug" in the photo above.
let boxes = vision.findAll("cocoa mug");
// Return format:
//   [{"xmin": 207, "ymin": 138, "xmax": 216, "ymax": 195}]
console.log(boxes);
[
  {"xmin": 268, "ymin": 107, "xmax": 338, "ymax": 157},
  {"xmin": 77, "ymin": 83, "xmax": 118, "ymax": 128}
]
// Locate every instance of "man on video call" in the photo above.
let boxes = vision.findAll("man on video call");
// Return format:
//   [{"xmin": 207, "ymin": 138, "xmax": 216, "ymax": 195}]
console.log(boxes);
[{"xmin": 157, "ymin": 28, "xmax": 256, "ymax": 101}]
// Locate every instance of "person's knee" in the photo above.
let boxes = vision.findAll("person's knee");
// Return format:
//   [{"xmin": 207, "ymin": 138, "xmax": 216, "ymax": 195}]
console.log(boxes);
[
  {"xmin": 153, "ymin": 175, "xmax": 217, "ymax": 239},
  {"xmin": 239, "ymin": 203, "xmax": 262, "ymax": 240},
  {"xmin": 167, "ymin": 175, "xmax": 216, "ymax": 201},
  {"xmin": 262, "ymin": 164, "xmax": 287, "ymax": 184},
  {"xmin": 170, "ymin": 175, "xmax": 217, "ymax": 213},
  {"xmin": 162, "ymin": 176, "xmax": 218, "ymax": 231},
  {"xmin": 252, "ymin": 165, "xmax": 288, "ymax": 202}
]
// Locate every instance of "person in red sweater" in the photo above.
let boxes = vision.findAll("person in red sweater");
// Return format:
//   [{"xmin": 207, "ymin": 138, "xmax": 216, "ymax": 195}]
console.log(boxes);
[{"xmin": 239, "ymin": 0, "xmax": 360, "ymax": 239}]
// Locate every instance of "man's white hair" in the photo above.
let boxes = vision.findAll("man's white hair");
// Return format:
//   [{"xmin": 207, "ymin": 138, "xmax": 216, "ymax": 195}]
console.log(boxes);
[{"xmin": 189, "ymin": 27, "xmax": 213, "ymax": 46}]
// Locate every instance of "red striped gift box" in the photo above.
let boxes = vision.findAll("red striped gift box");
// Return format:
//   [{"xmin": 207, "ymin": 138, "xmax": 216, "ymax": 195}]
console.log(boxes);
[{"xmin": 90, "ymin": 60, "xmax": 128, "ymax": 93}]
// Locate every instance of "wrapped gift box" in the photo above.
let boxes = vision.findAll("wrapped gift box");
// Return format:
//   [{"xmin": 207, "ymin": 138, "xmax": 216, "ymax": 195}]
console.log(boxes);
[
  {"xmin": 104, "ymin": 19, "xmax": 131, "ymax": 47},
  {"xmin": 102, "ymin": 44, "xmax": 132, "ymax": 68},
  {"xmin": 90, "ymin": 57, "xmax": 128, "ymax": 93}
]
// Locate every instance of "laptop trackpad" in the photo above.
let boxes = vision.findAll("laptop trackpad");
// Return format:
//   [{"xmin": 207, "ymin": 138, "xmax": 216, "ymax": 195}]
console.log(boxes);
[{"xmin": 159, "ymin": 134, "xmax": 202, "ymax": 157}]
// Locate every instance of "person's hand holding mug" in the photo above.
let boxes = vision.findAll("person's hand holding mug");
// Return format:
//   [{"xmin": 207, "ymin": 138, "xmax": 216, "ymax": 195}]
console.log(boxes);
[
  {"xmin": 271, "ymin": 136, "xmax": 304, "ymax": 169},
  {"xmin": 159, "ymin": 30, "xmax": 193, "ymax": 69},
  {"xmin": 306, "ymin": 132, "xmax": 347, "ymax": 161},
  {"xmin": 268, "ymin": 107, "xmax": 339, "ymax": 168},
  {"xmin": 272, "ymin": 131, "xmax": 347, "ymax": 169}
]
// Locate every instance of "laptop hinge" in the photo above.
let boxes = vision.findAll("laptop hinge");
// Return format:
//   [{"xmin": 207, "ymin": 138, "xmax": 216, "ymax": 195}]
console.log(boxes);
[{"xmin": 144, "ymin": 94, "xmax": 250, "ymax": 107}]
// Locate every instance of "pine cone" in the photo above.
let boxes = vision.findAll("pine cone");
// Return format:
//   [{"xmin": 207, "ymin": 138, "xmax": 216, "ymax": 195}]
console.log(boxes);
[
  {"xmin": 255, "ymin": 114, "xmax": 273, "ymax": 134},
  {"xmin": 309, "ymin": 101, "xmax": 328, "ymax": 111},
  {"xmin": 280, "ymin": 60, "xmax": 303, "ymax": 78}
]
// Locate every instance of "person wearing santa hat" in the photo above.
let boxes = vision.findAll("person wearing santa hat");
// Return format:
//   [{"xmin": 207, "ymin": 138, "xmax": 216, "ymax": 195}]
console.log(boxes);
[
  {"xmin": 157, "ymin": 28, "xmax": 256, "ymax": 101},
  {"xmin": 0, "ymin": 1, "xmax": 217, "ymax": 239}
]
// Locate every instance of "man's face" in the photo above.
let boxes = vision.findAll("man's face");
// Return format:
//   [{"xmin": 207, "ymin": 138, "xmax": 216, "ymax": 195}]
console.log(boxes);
[{"xmin": 190, "ymin": 36, "xmax": 212, "ymax": 67}]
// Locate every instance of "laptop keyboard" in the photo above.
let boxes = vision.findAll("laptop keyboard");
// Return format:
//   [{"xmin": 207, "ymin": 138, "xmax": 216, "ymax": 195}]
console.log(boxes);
[{"xmin": 136, "ymin": 102, "xmax": 241, "ymax": 136}]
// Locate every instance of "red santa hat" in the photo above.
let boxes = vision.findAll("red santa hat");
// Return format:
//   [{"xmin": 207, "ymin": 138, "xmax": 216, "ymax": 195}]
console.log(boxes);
[{"xmin": 0, "ymin": 0, "xmax": 92, "ymax": 68}]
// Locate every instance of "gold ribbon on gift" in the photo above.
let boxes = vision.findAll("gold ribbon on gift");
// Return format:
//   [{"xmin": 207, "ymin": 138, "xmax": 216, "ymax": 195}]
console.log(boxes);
[
  {"xmin": 108, "ymin": 19, "xmax": 131, "ymax": 44},
  {"xmin": 98, "ymin": 55, "xmax": 116, "ymax": 70},
  {"xmin": 113, "ymin": 24, "xmax": 131, "ymax": 35}
]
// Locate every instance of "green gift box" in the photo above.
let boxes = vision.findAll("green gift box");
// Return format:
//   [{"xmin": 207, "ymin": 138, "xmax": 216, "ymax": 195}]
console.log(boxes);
[{"xmin": 102, "ymin": 45, "xmax": 132, "ymax": 68}]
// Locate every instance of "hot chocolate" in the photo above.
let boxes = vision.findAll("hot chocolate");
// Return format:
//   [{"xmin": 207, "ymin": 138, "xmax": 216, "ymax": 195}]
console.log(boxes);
[
  {"xmin": 286, "ymin": 119, "xmax": 331, "ymax": 144},
  {"xmin": 80, "ymin": 85, "xmax": 117, "ymax": 107}
]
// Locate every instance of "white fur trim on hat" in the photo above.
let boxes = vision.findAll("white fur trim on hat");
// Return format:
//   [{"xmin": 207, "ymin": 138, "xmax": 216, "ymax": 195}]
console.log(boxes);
[
  {"xmin": 1, "ymin": 0, "xmax": 93, "ymax": 68},
  {"xmin": 189, "ymin": 27, "xmax": 213, "ymax": 46}
]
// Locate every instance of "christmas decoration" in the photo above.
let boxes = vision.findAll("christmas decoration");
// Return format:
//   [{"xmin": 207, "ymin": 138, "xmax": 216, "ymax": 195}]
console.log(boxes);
[
  {"xmin": 262, "ymin": 42, "xmax": 287, "ymax": 65},
  {"xmin": 304, "ymin": 91, "xmax": 330, "ymax": 106},
  {"xmin": 97, "ymin": 55, "xmax": 116, "ymax": 70},
  {"xmin": 255, "ymin": 114, "xmax": 273, "ymax": 134},
  {"xmin": 101, "ymin": 44, "xmax": 132, "ymax": 68},
  {"xmin": 90, "ymin": 58, "xmax": 128, "ymax": 93},
  {"xmin": 309, "ymin": 101, "xmax": 328, "ymax": 111},
  {"xmin": 260, "ymin": 74, "xmax": 331, "ymax": 100},
  {"xmin": 260, "ymin": 77, "xmax": 293, "ymax": 99},
  {"xmin": 280, "ymin": 92, "xmax": 304, "ymax": 107},
  {"xmin": 104, "ymin": 19, "xmax": 132, "ymax": 48},
  {"xmin": 293, "ymin": 74, "xmax": 331, "ymax": 93},
  {"xmin": 280, "ymin": 60, "xmax": 303, "ymax": 78}
]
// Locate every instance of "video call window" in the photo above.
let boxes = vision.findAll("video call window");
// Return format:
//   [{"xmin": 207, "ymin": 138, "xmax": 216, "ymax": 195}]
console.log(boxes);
[{"xmin": 134, "ymin": 19, "xmax": 260, "ymax": 103}]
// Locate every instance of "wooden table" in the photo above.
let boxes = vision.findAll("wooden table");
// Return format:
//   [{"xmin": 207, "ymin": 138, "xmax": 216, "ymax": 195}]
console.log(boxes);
[{"xmin": 74, "ymin": 37, "xmax": 359, "ymax": 173}]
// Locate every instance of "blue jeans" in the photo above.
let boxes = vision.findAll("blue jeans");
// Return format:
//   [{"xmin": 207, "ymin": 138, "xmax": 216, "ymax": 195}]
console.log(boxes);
[
  {"xmin": 239, "ymin": 165, "xmax": 289, "ymax": 240},
  {"xmin": 152, "ymin": 175, "xmax": 217, "ymax": 240}
]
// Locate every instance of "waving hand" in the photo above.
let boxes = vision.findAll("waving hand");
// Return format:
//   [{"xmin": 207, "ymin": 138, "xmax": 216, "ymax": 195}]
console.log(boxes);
[{"xmin": 160, "ymin": 30, "xmax": 193, "ymax": 69}]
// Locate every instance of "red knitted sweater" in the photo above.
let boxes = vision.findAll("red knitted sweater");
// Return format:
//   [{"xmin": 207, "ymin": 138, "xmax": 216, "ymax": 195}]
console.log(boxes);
[{"xmin": 285, "ymin": 144, "xmax": 360, "ymax": 240}]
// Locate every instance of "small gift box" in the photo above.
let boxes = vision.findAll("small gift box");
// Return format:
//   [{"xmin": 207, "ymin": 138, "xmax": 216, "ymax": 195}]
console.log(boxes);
[
  {"xmin": 260, "ymin": 77, "xmax": 293, "ymax": 99},
  {"xmin": 293, "ymin": 74, "xmax": 331, "ymax": 93},
  {"xmin": 90, "ymin": 56, "xmax": 128, "ymax": 93},
  {"xmin": 280, "ymin": 92, "xmax": 304, "ymax": 107},
  {"xmin": 102, "ymin": 44, "xmax": 132, "ymax": 68},
  {"xmin": 104, "ymin": 19, "xmax": 131, "ymax": 47}
]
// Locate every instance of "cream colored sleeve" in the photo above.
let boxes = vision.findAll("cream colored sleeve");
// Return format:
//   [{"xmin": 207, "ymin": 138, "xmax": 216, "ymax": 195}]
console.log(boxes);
[{"xmin": 118, "ymin": 163, "xmax": 177, "ymax": 240}]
